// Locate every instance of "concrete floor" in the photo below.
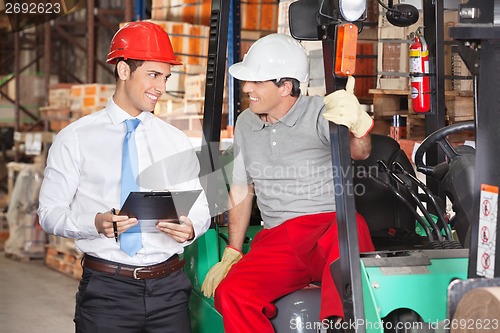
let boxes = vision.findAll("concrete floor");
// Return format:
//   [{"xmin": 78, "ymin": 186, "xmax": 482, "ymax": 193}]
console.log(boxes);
[{"xmin": 0, "ymin": 251, "xmax": 79, "ymax": 333}]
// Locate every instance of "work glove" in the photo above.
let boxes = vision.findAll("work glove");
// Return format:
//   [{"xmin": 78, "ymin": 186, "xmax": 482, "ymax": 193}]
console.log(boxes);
[
  {"xmin": 323, "ymin": 76, "xmax": 374, "ymax": 138},
  {"xmin": 201, "ymin": 246, "xmax": 243, "ymax": 298}
]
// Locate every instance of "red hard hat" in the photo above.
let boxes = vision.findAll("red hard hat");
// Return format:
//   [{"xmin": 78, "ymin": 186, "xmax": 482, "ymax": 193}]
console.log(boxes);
[{"xmin": 106, "ymin": 21, "xmax": 182, "ymax": 65}]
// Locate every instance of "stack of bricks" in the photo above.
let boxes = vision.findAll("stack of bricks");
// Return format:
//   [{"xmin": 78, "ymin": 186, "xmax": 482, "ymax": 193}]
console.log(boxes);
[
  {"xmin": 119, "ymin": 19, "xmax": 210, "ymax": 101},
  {"xmin": 154, "ymin": 62, "xmax": 208, "ymax": 138},
  {"xmin": 376, "ymin": 6, "xmax": 424, "ymax": 91},
  {"xmin": 155, "ymin": 71, "xmax": 229, "ymax": 138},
  {"xmin": 40, "ymin": 83, "xmax": 115, "ymax": 132},
  {"xmin": 152, "ymin": 0, "xmax": 212, "ymax": 26},
  {"xmin": 69, "ymin": 83, "xmax": 115, "ymax": 119},
  {"xmin": 146, "ymin": 20, "xmax": 210, "ymax": 67},
  {"xmin": 149, "ymin": 0, "xmax": 280, "ymax": 138},
  {"xmin": 39, "ymin": 83, "xmax": 72, "ymax": 132},
  {"xmin": 152, "ymin": 0, "xmax": 278, "ymax": 32}
]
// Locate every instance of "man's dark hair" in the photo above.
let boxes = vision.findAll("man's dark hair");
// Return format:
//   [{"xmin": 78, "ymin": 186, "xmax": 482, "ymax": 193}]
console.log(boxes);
[
  {"xmin": 113, "ymin": 59, "xmax": 145, "ymax": 80},
  {"xmin": 272, "ymin": 78, "xmax": 301, "ymax": 97}
]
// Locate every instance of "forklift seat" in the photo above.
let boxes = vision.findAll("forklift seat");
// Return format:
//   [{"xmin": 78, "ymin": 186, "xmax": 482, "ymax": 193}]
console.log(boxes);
[{"xmin": 352, "ymin": 134, "xmax": 425, "ymax": 250}]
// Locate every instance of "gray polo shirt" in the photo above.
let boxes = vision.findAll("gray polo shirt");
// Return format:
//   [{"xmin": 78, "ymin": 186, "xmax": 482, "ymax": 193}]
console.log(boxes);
[{"xmin": 232, "ymin": 95, "xmax": 337, "ymax": 229}]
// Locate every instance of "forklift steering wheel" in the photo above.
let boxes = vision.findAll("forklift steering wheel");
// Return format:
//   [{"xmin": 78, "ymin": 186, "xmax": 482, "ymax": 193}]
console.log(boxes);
[{"xmin": 414, "ymin": 121, "xmax": 475, "ymax": 177}]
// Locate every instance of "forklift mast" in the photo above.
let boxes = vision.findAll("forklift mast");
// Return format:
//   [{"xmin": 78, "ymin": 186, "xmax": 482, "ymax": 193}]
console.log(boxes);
[
  {"xmin": 198, "ymin": 0, "xmax": 230, "ymax": 218},
  {"xmin": 320, "ymin": 24, "xmax": 366, "ymax": 333}
]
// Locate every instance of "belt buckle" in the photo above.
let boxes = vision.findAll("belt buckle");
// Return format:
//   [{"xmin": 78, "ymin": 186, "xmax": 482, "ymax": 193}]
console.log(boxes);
[{"xmin": 133, "ymin": 267, "xmax": 147, "ymax": 280}]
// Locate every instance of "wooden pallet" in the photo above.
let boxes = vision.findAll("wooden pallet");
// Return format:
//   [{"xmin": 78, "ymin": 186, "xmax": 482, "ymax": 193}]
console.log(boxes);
[
  {"xmin": 369, "ymin": 88, "xmax": 410, "ymax": 118},
  {"xmin": 447, "ymin": 95, "xmax": 474, "ymax": 123},
  {"xmin": 45, "ymin": 245, "xmax": 83, "ymax": 280}
]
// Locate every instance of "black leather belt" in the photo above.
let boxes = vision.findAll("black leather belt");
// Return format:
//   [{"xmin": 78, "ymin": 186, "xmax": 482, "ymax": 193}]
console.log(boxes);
[{"xmin": 82, "ymin": 254, "xmax": 185, "ymax": 280}]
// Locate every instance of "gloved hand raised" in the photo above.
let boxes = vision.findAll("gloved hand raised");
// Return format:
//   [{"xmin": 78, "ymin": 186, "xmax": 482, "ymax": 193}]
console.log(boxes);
[
  {"xmin": 201, "ymin": 246, "xmax": 243, "ymax": 298},
  {"xmin": 323, "ymin": 76, "xmax": 374, "ymax": 138}
]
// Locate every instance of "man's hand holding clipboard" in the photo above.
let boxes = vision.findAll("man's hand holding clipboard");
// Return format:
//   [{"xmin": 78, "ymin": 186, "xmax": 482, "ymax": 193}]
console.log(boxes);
[
  {"xmin": 156, "ymin": 216, "xmax": 195, "ymax": 243},
  {"xmin": 117, "ymin": 190, "xmax": 201, "ymax": 242}
]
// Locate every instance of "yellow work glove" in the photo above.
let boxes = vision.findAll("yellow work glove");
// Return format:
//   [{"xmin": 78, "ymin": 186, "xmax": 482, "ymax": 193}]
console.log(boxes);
[
  {"xmin": 201, "ymin": 246, "xmax": 243, "ymax": 298},
  {"xmin": 323, "ymin": 76, "xmax": 374, "ymax": 138}
]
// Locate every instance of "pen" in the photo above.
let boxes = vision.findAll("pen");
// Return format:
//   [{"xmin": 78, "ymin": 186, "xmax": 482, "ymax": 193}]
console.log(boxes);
[{"xmin": 111, "ymin": 208, "xmax": 118, "ymax": 242}]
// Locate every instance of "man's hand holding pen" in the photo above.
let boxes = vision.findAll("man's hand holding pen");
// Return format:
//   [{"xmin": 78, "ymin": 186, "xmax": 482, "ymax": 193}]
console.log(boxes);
[{"xmin": 94, "ymin": 210, "xmax": 138, "ymax": 240}]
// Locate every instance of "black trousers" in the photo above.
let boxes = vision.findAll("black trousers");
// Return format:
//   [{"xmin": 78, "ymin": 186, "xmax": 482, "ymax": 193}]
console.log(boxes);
[{"xmin": 74, "ymin": 266, "xmax": 192, "ymax": 333}]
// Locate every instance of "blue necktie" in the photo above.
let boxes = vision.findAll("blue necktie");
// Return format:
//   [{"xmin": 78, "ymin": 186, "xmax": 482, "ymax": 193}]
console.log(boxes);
[{"xmin": 120, "ymin": 118, "xmax": 142, "ymax": 256}]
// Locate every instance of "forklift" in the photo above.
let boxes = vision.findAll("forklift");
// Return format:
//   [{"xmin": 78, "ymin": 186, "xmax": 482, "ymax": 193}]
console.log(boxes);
[{"xmin": 183, "ymin": 0, "xmax": 500, "ymax": 332}]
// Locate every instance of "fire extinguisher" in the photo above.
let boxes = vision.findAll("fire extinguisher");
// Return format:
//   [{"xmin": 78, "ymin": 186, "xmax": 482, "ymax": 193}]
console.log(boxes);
[{"xmin": 409, "ymin": 28, "xmax": 430, "ymax": 113}]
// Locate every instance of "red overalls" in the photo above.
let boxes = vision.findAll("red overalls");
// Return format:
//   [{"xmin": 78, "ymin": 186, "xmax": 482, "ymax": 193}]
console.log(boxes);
[{"xmin": 214, "ymin": 212, "xmax": 375, "ymax": 333}]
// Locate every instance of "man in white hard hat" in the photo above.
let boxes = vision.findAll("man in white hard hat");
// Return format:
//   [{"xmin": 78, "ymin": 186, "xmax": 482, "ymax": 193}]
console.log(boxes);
[{"xmin": 201, "ymin": 33, "xmax": 375, "ymax": 332}]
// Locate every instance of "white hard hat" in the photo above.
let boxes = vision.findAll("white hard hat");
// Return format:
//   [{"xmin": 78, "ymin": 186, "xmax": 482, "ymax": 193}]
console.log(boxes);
[{"xmin": 229, "ymin": 33, "xmax": 309, "ymax": 82}]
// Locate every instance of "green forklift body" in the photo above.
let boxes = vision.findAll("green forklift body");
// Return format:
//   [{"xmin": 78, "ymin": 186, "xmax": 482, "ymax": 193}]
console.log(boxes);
[
  {"xmin": 184, "ymin": 225, "xmax": 262, "ymax": 333},
  {"xmin": 361, "ymin": 249, "xmax": 469, "ymax": 332},
  {"xmin": 185, "ymin": 226, "xmax": 468, "ymax": 333}
]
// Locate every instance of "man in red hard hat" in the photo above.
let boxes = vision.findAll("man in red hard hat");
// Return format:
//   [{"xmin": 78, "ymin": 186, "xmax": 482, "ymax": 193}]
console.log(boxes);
[{"xmin": 38, "ymin": 21, "xmax": 210, "ymax": 332}]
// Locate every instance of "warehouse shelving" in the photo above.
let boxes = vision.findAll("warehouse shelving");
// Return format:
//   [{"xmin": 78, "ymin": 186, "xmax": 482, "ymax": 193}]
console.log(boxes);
[{"xmin": 0, "ymin": 0, "xmax": 139, "ymax": 138}]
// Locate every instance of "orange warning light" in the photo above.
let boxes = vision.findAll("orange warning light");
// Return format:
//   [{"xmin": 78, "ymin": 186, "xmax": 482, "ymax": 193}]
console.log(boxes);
[{"xmin": 335, "ymin": 23, "xmax": 358, "ymax": 76}]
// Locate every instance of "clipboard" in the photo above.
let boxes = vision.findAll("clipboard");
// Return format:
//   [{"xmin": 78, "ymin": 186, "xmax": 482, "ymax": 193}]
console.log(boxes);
[{"xmin": 119, "ymin": 190, "xmax": 202, "ymax": 221}]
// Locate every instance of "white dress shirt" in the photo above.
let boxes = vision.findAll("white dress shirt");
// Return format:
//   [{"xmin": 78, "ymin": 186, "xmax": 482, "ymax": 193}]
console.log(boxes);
[{"xmin": 38, "ymin": 98, "xmax": 211, "ymax": 265}]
